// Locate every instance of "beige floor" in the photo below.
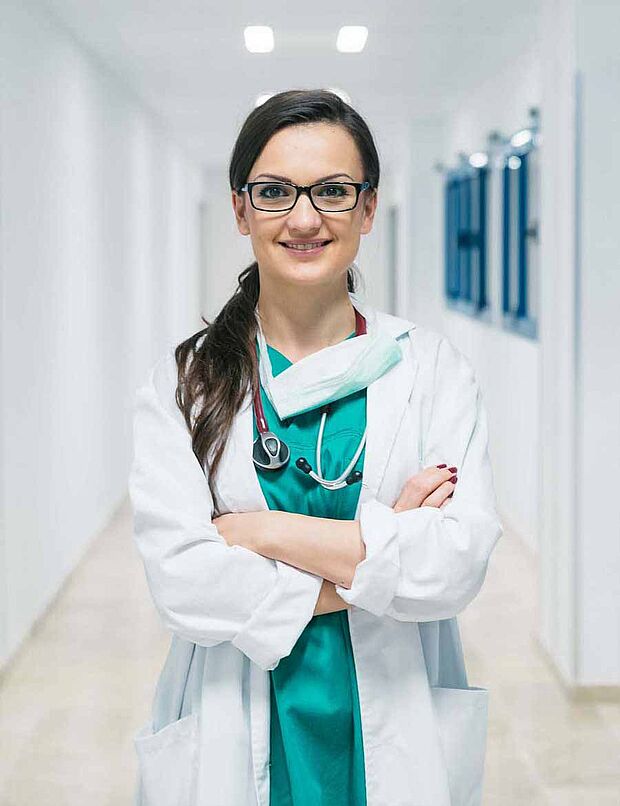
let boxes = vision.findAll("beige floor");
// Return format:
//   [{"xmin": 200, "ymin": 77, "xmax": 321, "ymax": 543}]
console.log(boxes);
[{"xmin": 0, "ymin": 499, "xmax": 619, "ymax": 805}]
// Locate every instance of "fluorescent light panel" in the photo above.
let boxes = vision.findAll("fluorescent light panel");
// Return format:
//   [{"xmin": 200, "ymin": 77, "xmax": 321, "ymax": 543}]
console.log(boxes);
[
  {"xmin": 336, "ymin": 26, "xmax": 368, "ymax": 53},
  {"xmin": 244, "ymin": 26, "xmax": 274, "ymax": 53}
]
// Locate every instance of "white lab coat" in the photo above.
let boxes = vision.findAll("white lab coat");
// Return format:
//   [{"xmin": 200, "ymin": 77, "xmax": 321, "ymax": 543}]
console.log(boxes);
[{"xmin": 128, "ymin": 296, "xmax": 503, "ymax": 806}]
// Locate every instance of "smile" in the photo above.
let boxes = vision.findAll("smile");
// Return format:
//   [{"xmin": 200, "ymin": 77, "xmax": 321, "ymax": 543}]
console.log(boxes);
[{"xmin": 279, "ymin": 240, "xmax": 332, "ymax": 254}]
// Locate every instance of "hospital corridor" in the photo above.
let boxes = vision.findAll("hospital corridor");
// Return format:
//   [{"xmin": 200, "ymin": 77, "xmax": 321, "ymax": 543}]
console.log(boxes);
[{"xmin": 1, "ymin": 2, "xmax": 619, "ymax": 805}]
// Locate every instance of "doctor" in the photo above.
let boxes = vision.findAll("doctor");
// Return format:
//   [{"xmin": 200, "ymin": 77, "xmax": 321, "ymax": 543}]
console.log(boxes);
[{"xmin": 129, "ymin": 89, "xmax": 503, "ymax": 806}]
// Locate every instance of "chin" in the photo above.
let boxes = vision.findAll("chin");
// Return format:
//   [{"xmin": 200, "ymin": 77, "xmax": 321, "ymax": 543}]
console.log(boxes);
[{"xmin": 279, "ymin": 263, "xmax": 349, "ymax": 287}]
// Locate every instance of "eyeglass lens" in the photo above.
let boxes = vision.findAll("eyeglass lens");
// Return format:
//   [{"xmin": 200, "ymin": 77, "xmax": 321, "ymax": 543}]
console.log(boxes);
[{"xmin": 251, "ymin": 183, "xmax": 358, "ymax": 211}]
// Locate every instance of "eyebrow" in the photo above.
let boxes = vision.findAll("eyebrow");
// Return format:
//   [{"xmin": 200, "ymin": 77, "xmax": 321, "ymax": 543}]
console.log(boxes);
[{"xmin": 251, "ymin": 172, "xmax": 356, "ymax": 183}]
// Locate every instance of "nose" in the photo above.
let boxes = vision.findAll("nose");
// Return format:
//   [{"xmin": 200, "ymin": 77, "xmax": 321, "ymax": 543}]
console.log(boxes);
[{"xmin": 285, "ymin": 190, "xmax": 323, "ymax": 232}]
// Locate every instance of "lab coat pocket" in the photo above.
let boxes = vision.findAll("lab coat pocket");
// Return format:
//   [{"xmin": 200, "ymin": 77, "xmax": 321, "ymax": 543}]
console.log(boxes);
[
  {"xmin": 430, "ymin": 685, "xmax": 488, "ymax": 806},
  {"xmin": 134, "ymin": 712, "xmax": 199, "ymax": 806}
]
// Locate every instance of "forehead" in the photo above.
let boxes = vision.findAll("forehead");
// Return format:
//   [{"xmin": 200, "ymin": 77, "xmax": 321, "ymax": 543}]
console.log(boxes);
[{"xmin": 250, "ymin": 122, "xmax": 364, "ymax": 182}]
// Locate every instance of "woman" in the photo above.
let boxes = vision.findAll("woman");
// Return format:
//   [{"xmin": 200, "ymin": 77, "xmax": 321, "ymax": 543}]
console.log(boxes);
[{"xmin": 129, "ymin": 89, "xmax": 503, "ymax": 806}]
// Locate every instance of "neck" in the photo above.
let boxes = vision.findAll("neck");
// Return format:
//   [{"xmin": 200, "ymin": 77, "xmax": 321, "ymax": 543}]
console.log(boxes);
[{"xmin": 257, "ymin": 276, "xmax": 356, "ymax": 361}]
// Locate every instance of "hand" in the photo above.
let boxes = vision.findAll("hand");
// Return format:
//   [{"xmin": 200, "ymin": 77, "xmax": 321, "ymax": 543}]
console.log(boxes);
[
  {"xmin": 392, "ymin": 464, "xmax": 458, "ymax": 513},
  {"xmin": 212, "ymin": 510, "xmax": 275, "ymax": 552}
]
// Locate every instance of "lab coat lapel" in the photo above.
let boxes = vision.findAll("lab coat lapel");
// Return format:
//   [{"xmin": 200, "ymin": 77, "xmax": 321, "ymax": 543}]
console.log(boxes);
[
  {"xmin": 356, "ymin": 312, "xmax": 418, "ymax": 508},
  {"xmin": 211, "ymin": 395, "xmax": 272, "ymax": 806}
]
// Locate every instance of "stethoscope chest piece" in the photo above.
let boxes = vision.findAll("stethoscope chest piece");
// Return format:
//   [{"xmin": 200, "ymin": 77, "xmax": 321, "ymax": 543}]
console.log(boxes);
[{"xmin": 252, "ymin": 430, "xmax": 290, "ymax": 470}]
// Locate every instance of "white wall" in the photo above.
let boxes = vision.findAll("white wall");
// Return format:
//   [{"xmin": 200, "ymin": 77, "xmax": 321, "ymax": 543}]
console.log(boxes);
[
  {"xmin": 574, "ymin": 0, "xmax": 620, "ymax": 685},
  {"xmin": 409, "ymin": 0, "xmax": 620, "ymax": 688},
  {"xmin": 537, "ymin": 0, "xmax": 580, "ymax": 690},
  {"xmin": 201, "ymin": 169, "xmax": 254, "ymax": 321},
  {"xmin": 0, "ymin": 0, "xmax": 205, "ymax": 668},
  {"xmin": 536, "ymin": 0, "xmax": 620, "ymax": 689}
]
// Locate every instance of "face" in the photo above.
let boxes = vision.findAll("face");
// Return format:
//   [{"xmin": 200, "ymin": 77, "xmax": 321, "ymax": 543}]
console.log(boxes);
[{"xmin": 231, "ymin": 122, "xmax": 377, "ymax": 290}]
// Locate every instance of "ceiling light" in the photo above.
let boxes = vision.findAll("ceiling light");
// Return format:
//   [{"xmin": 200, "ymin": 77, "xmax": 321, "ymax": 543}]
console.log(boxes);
[
  {"xmin": 510, "ymin": 129, "xmax": 532, "ymax": 148},
  {"xmin": 336, "ymin": 26, "xmax": 368, "ymax": 53},
  {"xmin": 255, "ymin": 93, "xmax": 274, "ymax": 107},
  {"xmin": 469, "ymin": 152, "xmax": 488, "ymax": 168},
  {"xmin": 508, "ymin": 155, "xmax": 522, "ymax": 170},
  {"xmin": 244, "ymin": 26, "xmax": 274, "ymax": 53}
]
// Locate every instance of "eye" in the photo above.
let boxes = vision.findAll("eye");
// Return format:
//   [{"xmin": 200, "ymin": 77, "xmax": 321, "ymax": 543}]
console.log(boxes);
[
  {"xmin": 314, "ymin": 182, "xmax": 355, "ymax": 202},
  {"xmin": 257, "ymin": 183, "xmax": 291, "ymax": 199},
  {"xmin": 315, "ymin": 183, "xmax": 349, "ymax": 198}
]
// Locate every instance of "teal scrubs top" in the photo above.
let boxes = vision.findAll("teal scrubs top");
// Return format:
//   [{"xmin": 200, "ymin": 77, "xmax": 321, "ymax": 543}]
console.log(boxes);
[{"xmin": 253, "ymin": 333, "xmax": 368, "ymax": 806}]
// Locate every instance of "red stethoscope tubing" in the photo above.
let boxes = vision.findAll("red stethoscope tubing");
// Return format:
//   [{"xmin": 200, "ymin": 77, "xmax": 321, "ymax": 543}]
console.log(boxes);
[{"xmin": 253, "ymin": 306, "xmax": 367, "ymax": 431}]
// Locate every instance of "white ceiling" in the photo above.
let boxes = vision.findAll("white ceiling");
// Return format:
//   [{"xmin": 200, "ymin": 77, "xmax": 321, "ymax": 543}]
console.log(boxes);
[{"xmin": 42, "ymin": 0, "xmax": 542, "ymax": 169}]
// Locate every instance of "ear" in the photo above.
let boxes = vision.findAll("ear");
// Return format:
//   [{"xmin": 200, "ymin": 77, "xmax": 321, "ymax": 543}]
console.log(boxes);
[
  {"xmin": 359, "ymin": 189, "xmax": 378, "ymax": 235},
  {"xmin": 232, "ymin": 190, "xmax": 251, "ymax": 236}
]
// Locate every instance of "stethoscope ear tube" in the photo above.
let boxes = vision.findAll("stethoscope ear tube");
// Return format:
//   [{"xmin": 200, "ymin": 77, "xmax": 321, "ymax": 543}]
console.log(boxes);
[{"xmin": 252, "ymin": 307, "xmax": 367, "ymax": 490}]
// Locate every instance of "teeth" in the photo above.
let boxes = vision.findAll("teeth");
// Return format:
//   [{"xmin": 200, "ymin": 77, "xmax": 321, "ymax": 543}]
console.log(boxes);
[{"xmin": 284, "ymin": 241, "xmax": 327, "ymax": 251}]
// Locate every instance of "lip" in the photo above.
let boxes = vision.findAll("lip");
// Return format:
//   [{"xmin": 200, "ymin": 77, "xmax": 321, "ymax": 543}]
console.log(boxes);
[{"xmin": 279, "ymin": 239, "xmax": 332, "ymax": 257}]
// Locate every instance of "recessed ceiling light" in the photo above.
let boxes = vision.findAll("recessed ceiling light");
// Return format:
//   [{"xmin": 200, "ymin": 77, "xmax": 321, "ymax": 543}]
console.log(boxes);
[
  {"xmin": 469, "ymin": 152, "xmax": 488, "ymax": 168},
  {"xmin": 336, "ymin": 26, "xmax": 368, "ymax": 53},
  {"xmin": 255, "ymin": 93, "xmax": 274, "ymax": 107},
  {"xmin": 244, "ymin": 26, "xmax": 274, "ymax": 53},
  {"xmin": 510, "ymin": 129, "xmax": 533, "ymax": 148}
]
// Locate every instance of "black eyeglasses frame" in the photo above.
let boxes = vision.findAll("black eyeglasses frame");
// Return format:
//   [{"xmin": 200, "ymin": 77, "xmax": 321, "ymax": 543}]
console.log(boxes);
[{"xmin": 237, "ymin": 180, "xmax": 372, "ymax": 213}]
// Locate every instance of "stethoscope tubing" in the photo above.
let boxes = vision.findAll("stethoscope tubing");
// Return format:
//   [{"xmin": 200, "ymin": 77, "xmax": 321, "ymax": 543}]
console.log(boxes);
[{"xmin": 252, "ymin": 307, "xmax": 367, "ymax": 490}]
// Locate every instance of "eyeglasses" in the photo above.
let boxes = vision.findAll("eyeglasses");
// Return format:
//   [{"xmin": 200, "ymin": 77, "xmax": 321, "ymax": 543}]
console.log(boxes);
[{"xmin": 237, "ymin": 180, "xmax": 372, "ymax": 213}]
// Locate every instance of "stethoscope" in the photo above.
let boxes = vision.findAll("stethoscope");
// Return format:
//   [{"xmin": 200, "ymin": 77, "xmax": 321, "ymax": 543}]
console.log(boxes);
[{"xmin": 252, "ymin": 307, "xmax": 367, "ymax": 490}]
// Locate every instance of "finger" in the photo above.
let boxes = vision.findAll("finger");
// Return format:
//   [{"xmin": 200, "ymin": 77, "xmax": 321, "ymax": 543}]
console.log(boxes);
[
  {"xmin": 421, "ymin": 479, "xmax": 457, "ymax": 508},
  {"xmin": 418, "ymin": 467, "xmax": 457, "ymax": 496}
]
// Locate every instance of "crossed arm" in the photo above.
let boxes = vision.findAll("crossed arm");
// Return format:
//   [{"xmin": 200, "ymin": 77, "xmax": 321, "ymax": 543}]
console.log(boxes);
[
  {"xmin": 212, "ymin": 459, "xmax": 460, "ymax": 617},
  {"xmin": 212, "ymin": 511, "xmax": 364, "ymax": 616},
  {"xmin": 130, "ymin": 338, "xmax": 502, "ymax": 670}
]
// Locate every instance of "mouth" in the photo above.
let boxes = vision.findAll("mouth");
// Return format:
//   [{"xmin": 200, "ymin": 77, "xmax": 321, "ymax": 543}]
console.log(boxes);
[{"xmin": 279, "ymin": 239, "xmax": 332, "ymax": 256}]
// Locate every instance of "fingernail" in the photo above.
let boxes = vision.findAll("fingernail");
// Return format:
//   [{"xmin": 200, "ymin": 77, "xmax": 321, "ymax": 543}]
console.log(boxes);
[
  {"xmin": 448, "ymin": 466, "xmax": 457, "ymax": 473},
  {"xmin": 436, "ymin": 464, "xmax": 447, "ymax": 468},
  {"xmin": 450, "ymin": 475, "xmax": 457, "ymax": 483}
]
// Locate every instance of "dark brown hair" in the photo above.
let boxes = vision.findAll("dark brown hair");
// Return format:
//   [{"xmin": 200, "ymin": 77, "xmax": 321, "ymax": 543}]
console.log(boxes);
[{"xmin": 174, "ymin": 89, "xmax": 380, "ymax": 498}]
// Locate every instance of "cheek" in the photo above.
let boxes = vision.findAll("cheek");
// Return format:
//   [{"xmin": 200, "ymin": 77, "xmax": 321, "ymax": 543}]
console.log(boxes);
[{"xmin": 248, "ymin": 223, "xmax": 279, "ymax": 253}]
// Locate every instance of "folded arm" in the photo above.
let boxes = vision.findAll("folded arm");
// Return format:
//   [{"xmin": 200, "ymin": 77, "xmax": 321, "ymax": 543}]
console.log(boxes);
[
  {"xmin": 331, "ymin": 335, "xmax": 503, "ymax": 621},
  {"xmin": 224, "ymin": 336, "xmax": 503, "ymax": 623},
  {"xmin": 128, "ymin": 351, "xmax": 323, "ymax": 671},
  {"xmin": 214, "ymin": 509, "xmax": 365, "ymax": 588}
]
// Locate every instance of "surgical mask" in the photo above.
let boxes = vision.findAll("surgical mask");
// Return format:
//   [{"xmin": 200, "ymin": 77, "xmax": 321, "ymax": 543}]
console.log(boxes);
[{"xmin": 254, "ymin": 296, "xmax": 403, "ymax": 421}]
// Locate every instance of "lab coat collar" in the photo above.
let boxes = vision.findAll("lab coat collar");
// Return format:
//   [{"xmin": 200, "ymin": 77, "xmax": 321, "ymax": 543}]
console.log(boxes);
[{"xmin": 213, "ymin": 296, "xmax": 418, "ymax": 516}]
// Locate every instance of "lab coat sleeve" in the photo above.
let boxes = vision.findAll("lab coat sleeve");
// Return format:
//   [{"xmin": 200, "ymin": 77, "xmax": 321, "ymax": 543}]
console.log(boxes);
[
  {"xmin": 334, "ymin": 335, "xmax": 503, "ymax": 620},
  {"xmin": 128, "ymin": 350, "xmax": 323, "ymax": 672}
]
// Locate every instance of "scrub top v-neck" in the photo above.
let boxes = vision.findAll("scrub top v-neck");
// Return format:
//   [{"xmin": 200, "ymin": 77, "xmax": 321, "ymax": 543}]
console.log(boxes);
[{"xmin": 253, "ymin": 333, "xmax": 368, "ymax": 806}]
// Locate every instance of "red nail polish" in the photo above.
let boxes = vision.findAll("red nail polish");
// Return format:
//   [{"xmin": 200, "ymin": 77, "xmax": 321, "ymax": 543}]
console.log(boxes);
[
  {"xmin": 450, "ymin": 475, "xmax": 457, "ymax": 483},
  {"xmin": 436, "ymin": 464, "xmax": 447, "ymax": 469},
  {"xmin": 448, "ymin": 466, "xmax": 457, "ymax": 473}
]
